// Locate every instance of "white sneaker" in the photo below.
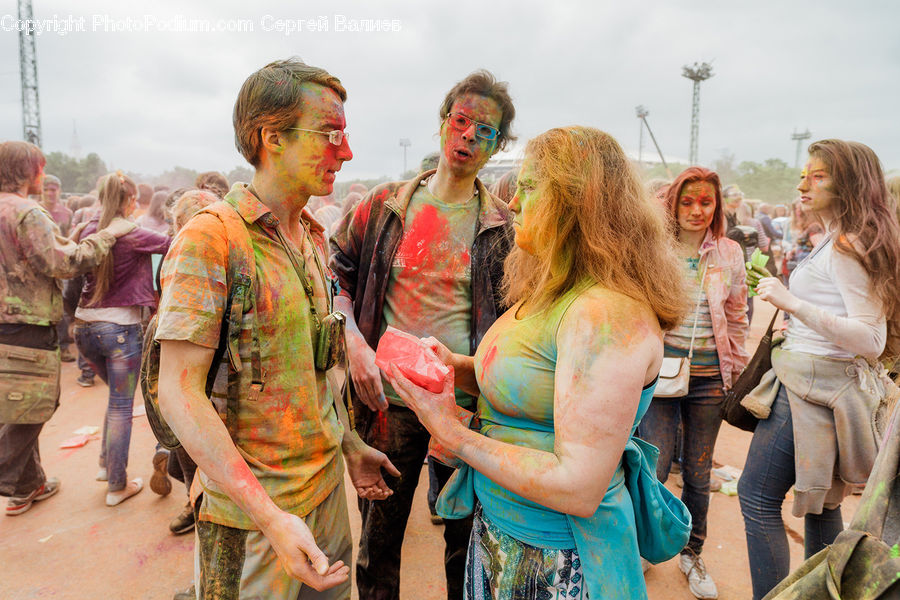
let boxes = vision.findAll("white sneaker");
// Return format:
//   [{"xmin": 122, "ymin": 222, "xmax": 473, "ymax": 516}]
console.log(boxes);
[{"xmin": 679, "ymin": 551, "xmax": 718, "ymax": 599}]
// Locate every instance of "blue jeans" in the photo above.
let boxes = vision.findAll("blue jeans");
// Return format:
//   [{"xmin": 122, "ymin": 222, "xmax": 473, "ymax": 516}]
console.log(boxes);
[
  {"xmin": 74, "ymin": 321, "xmax": 143, "ymax": 492},
  {"xmin": 637, "ymin": 374, "xmax": 724, "ymax": 554},
  {"xmin": 77, "ymin": 352, "xmax": 95, "ymax": 380},
  {"xmin": 737, "ymin": 385, "xmax": 843, "ymax": 599}
]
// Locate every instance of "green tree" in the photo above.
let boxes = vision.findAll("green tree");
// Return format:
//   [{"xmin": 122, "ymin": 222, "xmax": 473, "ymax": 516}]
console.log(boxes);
[
  {"xmin": 151, "ymin": 166, "xmax": 199, "ymax": 190},
  {"xmin": 736, "ymin": 159, "xmax": 800, "ymax": 205},
  {"xmin": 44, "ymin": 151, "xmax": 107, "ymax": 193},
  {"xmin": 75, "ymin": 153, "xmax": 108, "ymax": 192},
  {"xmin": 713, "ymin": 150, "xmax": 737, "ymax": 186}
]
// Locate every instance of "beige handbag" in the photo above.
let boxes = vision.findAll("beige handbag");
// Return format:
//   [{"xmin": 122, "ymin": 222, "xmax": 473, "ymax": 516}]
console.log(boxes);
[
  {"xmin": 654, "ymin": 259, "xmax": 707, "ymax": 398},
  {"xmin": 0, "ymin": 343, "xmax": 61, "ymax": 424}
]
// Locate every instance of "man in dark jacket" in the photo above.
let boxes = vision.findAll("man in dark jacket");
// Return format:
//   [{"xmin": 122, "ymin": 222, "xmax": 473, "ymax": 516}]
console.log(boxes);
[{"xmin": 330, "ymin": 70, "xmax": 516, "ymax": 600}]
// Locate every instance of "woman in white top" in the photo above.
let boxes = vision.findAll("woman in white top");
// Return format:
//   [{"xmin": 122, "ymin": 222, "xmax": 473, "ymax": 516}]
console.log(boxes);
[{"xmin": 738, "ymin": 139, "xmax": 900, "ymax": 599}]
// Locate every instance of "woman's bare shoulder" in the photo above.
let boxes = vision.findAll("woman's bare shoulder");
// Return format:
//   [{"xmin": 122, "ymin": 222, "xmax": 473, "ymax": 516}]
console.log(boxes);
[{"xmin": 561, "ymin": 284, "xmax": 663, "ymax": 345}]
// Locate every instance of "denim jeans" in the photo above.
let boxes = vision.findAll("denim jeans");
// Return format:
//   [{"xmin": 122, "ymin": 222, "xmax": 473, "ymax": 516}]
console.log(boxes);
[
  {"xmin": 427, "ymin": 455, "xmax": 441, "ymax": 515},
  {"xmin": 74, "ymin": 321, "xmax": 143, "ymax": 492},
  {"xmin": 637, "ymin": 374, "xmax": 725, "ymax": 554},
  {"xmin": 738, "ymin": 385, "xmax": 844, "ymax": 599},
  {"xmin": 77, "ymin": 352, "xmax": 95, "ymax": 380}
]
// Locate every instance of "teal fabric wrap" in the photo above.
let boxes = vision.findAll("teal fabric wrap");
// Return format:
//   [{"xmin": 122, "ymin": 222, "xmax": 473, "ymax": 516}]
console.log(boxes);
[{"xmin": 436, "ymin": 382, "xmax": 691, "ymax": 598}]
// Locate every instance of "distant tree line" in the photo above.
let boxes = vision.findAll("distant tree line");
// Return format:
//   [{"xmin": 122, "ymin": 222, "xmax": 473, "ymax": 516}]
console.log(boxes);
[
  {"xmin": 44, "ymin": 149, "xmax": 807, "ymax": 207},
  {"xmin": 44, "ymin": 152, "xmax": 108, "ymax": 193},
  {"xmin": 641, "ymin": 152, "xmax": 802, "ymax": 205}
]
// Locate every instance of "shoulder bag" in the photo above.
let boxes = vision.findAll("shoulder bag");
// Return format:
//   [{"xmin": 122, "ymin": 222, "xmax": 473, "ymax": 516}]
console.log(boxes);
[
  {"xmin": 655, "ymin": 258, "xmax": 708, "ymax": 398},
  {"xmin": 720, "ymin": 309, "xmax": 779, "ymax": 432}
]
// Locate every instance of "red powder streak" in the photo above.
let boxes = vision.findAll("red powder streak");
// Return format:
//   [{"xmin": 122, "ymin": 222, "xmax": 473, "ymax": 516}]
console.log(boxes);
[
  {"xmin": 371, "ymin": 410, "xmax": 389, "ymax": 445},
  {"xmin": 481, "ymin": 344, "xmax": 498, "ymax": 376},
  {"xmin": 397, "ymin": 204, "xmax": 448, "ymax": 270}
]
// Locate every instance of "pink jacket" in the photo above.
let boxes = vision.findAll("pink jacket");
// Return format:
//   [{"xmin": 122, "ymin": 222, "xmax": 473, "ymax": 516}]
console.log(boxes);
[{"xmin": 698, "ymin": 230, "xmax": 750, "ymax": 389}]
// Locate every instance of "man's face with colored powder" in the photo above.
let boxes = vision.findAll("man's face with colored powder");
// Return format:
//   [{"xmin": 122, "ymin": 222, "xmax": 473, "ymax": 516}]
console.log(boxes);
[
  {"xmin": 438, "ymin": 93, "xmax": 502, "ymax": 180},
  {"xmin": 278, "ymin": 82, "xmax": 353, "ymax": 199}
]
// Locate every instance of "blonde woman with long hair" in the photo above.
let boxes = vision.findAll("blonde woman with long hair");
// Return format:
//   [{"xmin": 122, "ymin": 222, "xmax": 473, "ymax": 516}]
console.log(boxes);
[{"xmin": 388, "ymin": 127, "xmax": 687, "ymax": 599}]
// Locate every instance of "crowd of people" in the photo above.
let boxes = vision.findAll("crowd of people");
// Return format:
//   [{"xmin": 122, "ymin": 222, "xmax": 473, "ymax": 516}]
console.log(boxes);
[{"xmin": 2, "ymin": 57, "xmax": 900, "ymax": 600}]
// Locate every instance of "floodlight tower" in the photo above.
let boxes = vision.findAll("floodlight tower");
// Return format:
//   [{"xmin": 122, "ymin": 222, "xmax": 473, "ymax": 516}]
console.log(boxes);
[
  {"xmin": 18, "ymin": 0, "xmax": 42, "ymax": 146},
  {"xmin": 634, "ymin": 105, "xmax": 671, "ymax": 177},
  {"xmin": 682, "ymin": 61, "xmax": 713, "ymax": 165},
  {"xmin": 399, "ymin": 138, "xmax": 411, "ymax": 176},
  {"xmin": 791, "ymin": 129, "xmax": 811, "ymax": 168},
  {"xmin": 635, "ymin": 105, "xmax": 649, "ymax": 165}
]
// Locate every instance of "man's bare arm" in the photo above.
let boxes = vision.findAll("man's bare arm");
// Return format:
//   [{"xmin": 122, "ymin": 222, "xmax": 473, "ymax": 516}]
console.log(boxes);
[
  {"xmin": 157, "ymin": 340, "xmax": 348, "ymax": 590},
  {"xmin": 334, "ymin": 295, "xmax": 388, "ymax": 411}
]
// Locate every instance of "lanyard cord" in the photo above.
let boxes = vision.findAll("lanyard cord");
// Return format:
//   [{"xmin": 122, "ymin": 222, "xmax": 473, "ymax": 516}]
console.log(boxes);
[
  {"xmin": 247, "ymin": 185, "xmax": 332, "ymax": 326},
  {"xmin": 272, "ymin": 225, "xmax": 332, "ymax": 330}
]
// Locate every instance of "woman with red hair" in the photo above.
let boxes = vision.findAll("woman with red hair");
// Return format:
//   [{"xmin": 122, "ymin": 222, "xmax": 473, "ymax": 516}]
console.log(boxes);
[{"xmin": 639, "ymin": 166, "xmax": 749, "ymax": 599}]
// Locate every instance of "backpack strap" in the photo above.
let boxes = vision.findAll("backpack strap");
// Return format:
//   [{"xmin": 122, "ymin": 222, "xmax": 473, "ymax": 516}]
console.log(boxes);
[{"xmin": 198, "ymin": 199, "xmax": 263, "ymax": 438}]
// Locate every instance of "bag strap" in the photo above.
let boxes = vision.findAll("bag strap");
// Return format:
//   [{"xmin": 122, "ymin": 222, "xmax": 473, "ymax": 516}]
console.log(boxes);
[
  {"xmin": 686, "ymin": 257, "xmax": 709, "ymax": 360},
  {"xmin": 271, "ymin": 216, "xmax": 352, "ymax": 426},
  {"xmin": 272, "ymin": 225, "xmax": 330, "ymax": 332},
  {"xmin": 199, "ymin": 200, "xmax": 264, "ymax": 435},
  {"xmin": 763, "ymin": 309, "xmax": 780, "ymax": 340}
]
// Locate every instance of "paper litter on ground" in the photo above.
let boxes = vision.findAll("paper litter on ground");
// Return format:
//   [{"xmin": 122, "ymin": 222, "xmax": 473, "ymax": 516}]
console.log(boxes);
[
  {"xmin": 73, "ymin": 425, "xmax": 100, "ymax": 435},
  {"xmin": 712, "ymin": 465, "xmax": 742, "ymax": 481},
  {"xmin": 59, "ymin": 434, "xmax": 91, "ymax": 449}
]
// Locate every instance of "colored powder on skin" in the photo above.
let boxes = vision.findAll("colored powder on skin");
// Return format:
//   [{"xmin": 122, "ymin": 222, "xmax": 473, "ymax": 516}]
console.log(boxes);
[{"xmin": 891, "ymin": 543, "xmax": 900, "ymax": 559}]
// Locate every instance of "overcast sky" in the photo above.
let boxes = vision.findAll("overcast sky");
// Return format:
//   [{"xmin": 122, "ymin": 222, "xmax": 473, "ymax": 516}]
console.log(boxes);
[{"xmin": 1, "ymin": 0, "xmax": 898, "ymax": 183}]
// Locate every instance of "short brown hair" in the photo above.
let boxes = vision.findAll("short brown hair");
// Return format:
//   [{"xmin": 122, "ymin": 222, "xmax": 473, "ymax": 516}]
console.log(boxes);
[
  {"xmin": 195, "ymin": 171, "xmax": 229, "ymax": 198},
  {"xmin": 233, "ymin": 57, "xmax": 347, "ymax": 167},
  {"xmin": 0, "ymin": 141, "xmax": 46, "ymax": 193},
  {"xmin": 439, "ymin": 70, "xmax": 516, "ymax": 151}
]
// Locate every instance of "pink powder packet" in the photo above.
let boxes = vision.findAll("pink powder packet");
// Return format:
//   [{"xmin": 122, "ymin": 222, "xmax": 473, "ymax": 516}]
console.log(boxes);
[{"xmin": 375, "ymin": 326, "xmax": 450, "ymax": 393}]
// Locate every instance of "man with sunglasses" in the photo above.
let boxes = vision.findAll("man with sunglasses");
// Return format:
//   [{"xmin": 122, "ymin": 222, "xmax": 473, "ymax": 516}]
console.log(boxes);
[
  {"xmin": 331, "ymin": 70, "xmax": 516, "ymax": 600},
  {"xmin": 155, "ymin": 58, "xmax": 398, "ymax": 599}
]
